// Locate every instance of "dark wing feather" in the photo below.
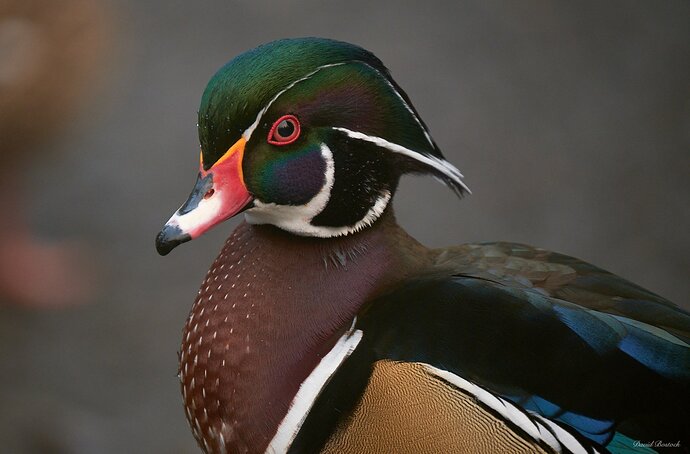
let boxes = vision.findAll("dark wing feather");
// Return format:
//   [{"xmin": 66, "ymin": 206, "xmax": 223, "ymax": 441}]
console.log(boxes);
[
  {"xmin": 366, "ymin": 242, "xmax": 690, "ymax": 448},
  {"xmin": 293, "ymin": 243, "xmax": 689, "ymax": 452},
  {"xmin": 435, "ymin": 242, "xmax": 689, "ymax": 338}
]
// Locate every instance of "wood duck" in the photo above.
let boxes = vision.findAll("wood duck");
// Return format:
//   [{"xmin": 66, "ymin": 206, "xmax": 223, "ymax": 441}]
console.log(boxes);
[{"xmin": 156, "ymin": 38, "xmax": 690, "ymax": 454}]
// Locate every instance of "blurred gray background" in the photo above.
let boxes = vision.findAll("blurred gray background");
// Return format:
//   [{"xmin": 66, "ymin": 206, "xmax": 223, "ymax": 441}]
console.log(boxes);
[{"xmin": 1, "ymin": 0, "xmax": 688, "ymax": 452}]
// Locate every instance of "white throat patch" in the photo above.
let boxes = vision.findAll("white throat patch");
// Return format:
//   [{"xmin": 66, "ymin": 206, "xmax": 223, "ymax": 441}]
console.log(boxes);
[
  {"xmin": 244, "ymin": 143, "xmax": 392, "ymax": 237},
  {"xmin": 237, "ymin": 61, "xmax": 464, "ymax": 238}
]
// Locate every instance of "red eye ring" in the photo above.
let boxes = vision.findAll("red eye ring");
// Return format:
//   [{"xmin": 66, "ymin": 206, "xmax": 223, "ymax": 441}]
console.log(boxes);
[{"xmin": 267, "ymin": 115, "xmax": 300, "ymax": 146}]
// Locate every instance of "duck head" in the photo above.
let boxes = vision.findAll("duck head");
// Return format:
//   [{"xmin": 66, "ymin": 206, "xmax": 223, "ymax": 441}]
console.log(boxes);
[{"xmin": 156, "ymin": 37, "xmax": 468, "ymax": 255}]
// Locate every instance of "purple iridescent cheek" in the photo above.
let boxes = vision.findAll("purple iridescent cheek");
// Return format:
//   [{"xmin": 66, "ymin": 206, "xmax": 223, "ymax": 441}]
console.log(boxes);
[{"xmin": 254, "ymin": 148, "xmax": 326, "ymax": 206}]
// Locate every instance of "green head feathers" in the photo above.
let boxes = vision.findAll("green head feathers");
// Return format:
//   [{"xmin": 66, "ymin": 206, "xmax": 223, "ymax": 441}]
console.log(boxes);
[
  {"xmin": 194, "ymin": 37, "xmax": 467, "ymax": 237},
  {"xmin": 199, "ymin": 38, "xmax": 386, "ymax": 168},
  {"xmin": 158, "ymin": 37, "xmax": 466, "ymax": 253}
]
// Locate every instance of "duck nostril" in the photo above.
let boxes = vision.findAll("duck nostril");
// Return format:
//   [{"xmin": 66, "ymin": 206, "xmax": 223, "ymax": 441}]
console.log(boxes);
[{"xmin": 204, "ymin": 189, "xmax": 215, "ymax": 199}]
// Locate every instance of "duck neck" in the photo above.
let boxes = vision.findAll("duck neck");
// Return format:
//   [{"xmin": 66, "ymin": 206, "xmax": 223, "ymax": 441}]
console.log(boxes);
[{"xmin": 179, "ymin": 209, "xmax": 430, "ymax": 453}]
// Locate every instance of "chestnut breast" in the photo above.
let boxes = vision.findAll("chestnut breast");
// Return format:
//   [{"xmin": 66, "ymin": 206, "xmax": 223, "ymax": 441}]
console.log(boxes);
[{"xmin": 179, "ymin": 218, "xmax": 429, "ymax": 453}]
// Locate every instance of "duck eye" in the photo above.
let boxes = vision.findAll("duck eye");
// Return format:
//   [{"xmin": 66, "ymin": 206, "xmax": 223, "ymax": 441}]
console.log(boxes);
[{"xmin": 268, "ymin": 115, "xmax": 300, "ymax": 145}]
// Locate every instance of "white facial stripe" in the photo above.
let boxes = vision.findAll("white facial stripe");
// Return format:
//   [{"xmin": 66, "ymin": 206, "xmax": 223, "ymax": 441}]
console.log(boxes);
[
  {"xmin": 166, "ymin": 192, "xmax": 223, "ymax": 234},
  {"xmin": 242, "ymin": 62, "xmax": 348, "ymax": 141},
  {"xmin": 238, "ymin": 61, "xmax": 465, "ymax": 236},
  {"xmin": 358, "ymin": 61, "xmax": 436, "ymax": 148},
  {"xmin": 244, "ymin": 144, "xmax": 392, "ymax": 237},
  {"xmin": 266, "ymin": 319, "xmax": 363, "ymax": 454},
  {"xmin": 242, "ymin": 59, "xmax": 435, "ymax": 151},
  {"xmin": 244, "ymin": 143, "xmax": 334, "ymax": 233},
  {"xmin": 423, "ymin": 364, "xmax": 598, "ymax": 454},
  {"xmin": 332, "ymin": 127, "xmax": 471, "ymax": 194}
]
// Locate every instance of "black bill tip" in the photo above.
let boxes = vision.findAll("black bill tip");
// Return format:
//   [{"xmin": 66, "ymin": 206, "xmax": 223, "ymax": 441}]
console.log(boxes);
[{"xmin": 155, "ymin": 224, "xmax": 191, "ymax": 256}]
